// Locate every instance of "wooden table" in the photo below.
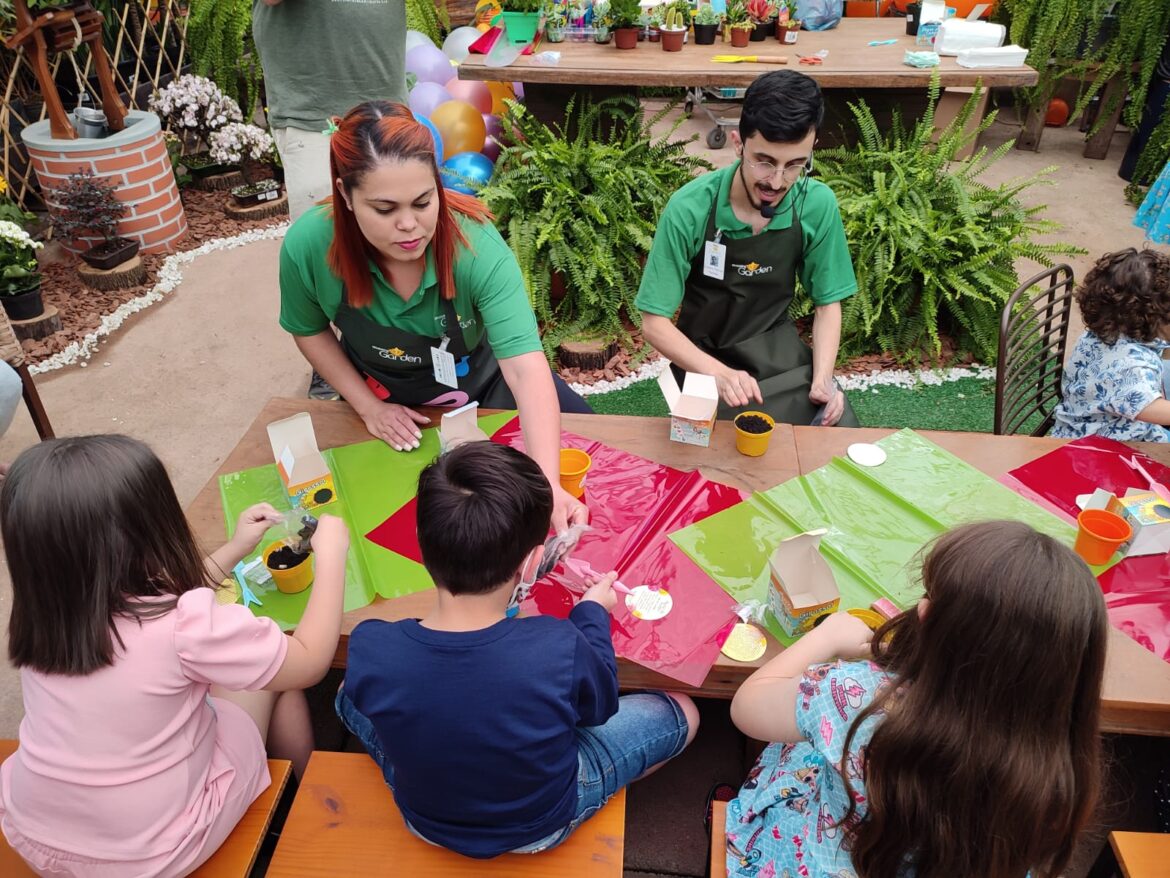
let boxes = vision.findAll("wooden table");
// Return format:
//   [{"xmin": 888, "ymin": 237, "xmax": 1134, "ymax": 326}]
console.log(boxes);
[
  {"xmin": 459, "ymin": 19, "xmax": 1038, "ymax": 89},
  {"xmin": 187, "ymin": 400, "xmax": 1170, "ymax": 736}
]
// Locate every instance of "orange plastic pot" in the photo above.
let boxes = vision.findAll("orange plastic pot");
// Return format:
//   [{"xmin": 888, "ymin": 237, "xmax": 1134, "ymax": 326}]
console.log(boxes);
[
  {"xmin": 1073, "ymin": 509, "xmax": 1132, "ymax": 566},
  {"xmin": 730, "ymin": 27, "xmax": 750, "ymax": 47},
  {"xmin": 559, "ymin": 448, "xmax": 592, "ymax": 498},
  {"xmin": 263, "ymin": 540, "xmax": 315, "ymax": 594},
  {"xmin": 733, "ymin": 411, "xmax": 775, "ymax": 457}
]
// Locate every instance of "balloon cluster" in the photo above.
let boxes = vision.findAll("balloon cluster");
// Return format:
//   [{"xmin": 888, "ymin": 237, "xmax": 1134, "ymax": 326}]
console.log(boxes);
[{"xmin": 404, "ymin": 28, "xmax": 523, "ymax": 195}]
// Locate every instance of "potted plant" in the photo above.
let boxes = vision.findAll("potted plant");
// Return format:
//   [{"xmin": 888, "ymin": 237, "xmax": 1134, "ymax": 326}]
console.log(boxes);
[
  {"xmin": 776, "ymin": 0, "xmax": 800, "ymax": 42},
  {"xmin": 543, "ymin": 0, "xmax": 568, "ymax": 42},
  {"xmin": 610, "ymin": 0, "xmax": 640, "ymax": 48},
  {"xmin": 746, "ymin": 0, "xmax": 776, "ymax": 40},
  {"xmin": 148, "ymin": 74, "xmax": 244, "ymax": 176},
  {"xmin": 501, "ymin": 0, "xmax": 543, "ymax": 45},
  {"xmin": 568, "ymin": 0, "xmax": 590, "ymax": 38},
  {"xmin": 659, "ymin": 1, "xmax": 689, "ymax": 52},
  {"xmin": 646, "ymin": 8, "xmax": 662, "ymax": 41},
  {"xmin": 0, "ymin": 219, "xmax": 43, "ymax": 321},
  {"xmin": 593, "ymin": 0, "xmax": 613, "ymax": 42},
  {"xmin": 208, "ymin": 122, "xmax": 284, "ymax": 207},
  {"xmin": 725, "ymin": 0, "xmax": 754, "ymax": 47},
  {"xmin": 693, "ymin": 3, "xmax": 721, "ymax": 44},
  {"xmin": 48, "ymin": 170, "xmax": 140, "ymax": 272}
]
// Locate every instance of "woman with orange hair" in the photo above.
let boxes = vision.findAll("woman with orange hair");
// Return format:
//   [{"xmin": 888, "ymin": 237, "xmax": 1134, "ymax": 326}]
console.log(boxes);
[{"xmin": 279, "ymin": 101, "xmax": 589, "ymax": 530}]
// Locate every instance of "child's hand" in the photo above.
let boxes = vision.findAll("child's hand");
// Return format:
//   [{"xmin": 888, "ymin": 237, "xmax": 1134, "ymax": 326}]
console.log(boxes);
[
  {"xmin": 310, "ymin": 514, "xmax": 350, "ymax": 562},
  {"xmin": 581, "ymin": 571, "xmax": 619, "ymax": 613},
  {"xmin": 232, "ymin": 503, "xmax": 283, "ymax": 552},
  {"xmin": 815, "ymin": 612, "xmax": 874, "ymax": 660}
]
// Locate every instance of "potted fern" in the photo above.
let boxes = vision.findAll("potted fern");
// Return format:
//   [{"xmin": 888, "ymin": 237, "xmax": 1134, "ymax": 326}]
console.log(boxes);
[
  {"xmin": 694, "ymin": 3, "xmax": 721, "ymax": 44},
  {"xmin": 48, "ymin": 170, "xmax": 139, "ymax": 272},
  {"xmin": 805, "ymin": 73, "xmax": 1084, "ymax": 365},
  {"xmin": 726, "ymin": 0, "xmax": 753, "ymax": 47},
  {"xmin": 611, "ymin": 0, "xmax": 640, "ymax": 48},
  {"xmin": 659, "ymin": 1, "xmax": 689, "ymax": 51},
  {"xmin": 479, "ymin": 96, "xmax": 710, "ymax": 365}
]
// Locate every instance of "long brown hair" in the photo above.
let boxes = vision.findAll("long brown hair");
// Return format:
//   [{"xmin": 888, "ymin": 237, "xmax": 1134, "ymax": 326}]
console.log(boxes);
[
  {"xmin": 842, "ymin": 521, "xmax": 1107, "ymax": 878},
  {"xmin": 327, "ymin": 100, "xmax": 492, "ymax": 308},
  {"xmin": 3, "ymin": 435, "xmax": 217, "ymax": 675}
]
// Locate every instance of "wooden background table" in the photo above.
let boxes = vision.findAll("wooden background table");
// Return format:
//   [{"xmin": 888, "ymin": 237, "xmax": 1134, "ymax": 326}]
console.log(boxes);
[{"xmin": 187, "ymin": 400, "xmax": 1170, "ymax": 736}]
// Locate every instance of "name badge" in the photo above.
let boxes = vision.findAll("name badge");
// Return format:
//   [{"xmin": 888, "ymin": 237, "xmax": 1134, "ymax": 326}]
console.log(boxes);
[
  {"xmin": 703, "ymin": 239, "xmax": 727, "ymax": 281},
  {"xmin": 431, "ymin": 337, "xmax": 459, "ymax": 388}
]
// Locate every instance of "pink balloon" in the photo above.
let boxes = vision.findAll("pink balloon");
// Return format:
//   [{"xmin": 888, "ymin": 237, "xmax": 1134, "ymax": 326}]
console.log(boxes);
[
  {"xmin": 481, "ymin": 112, "xmax": 504, "ymax": 161},
  {"xmin": 446, "ymin": 80, "xmax": 492, "ymax": 115},
  {"xmin": 406, "ymin": 44, "xmax": 456, "ymax": 86},
  {"xmin": 409, "ymin": 81, "xmax": 454, "ymax": 119}
]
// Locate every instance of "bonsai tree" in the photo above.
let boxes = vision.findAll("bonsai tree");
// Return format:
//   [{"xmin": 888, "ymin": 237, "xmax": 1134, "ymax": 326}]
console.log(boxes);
[
  {"xmin": 47, "ymin": 169, "xmax": 140, "ymax": 270},
  {"xmin": 0, "ymin": 219, "xmax": 42, "ymax": 297},
  {"xmin": 208, "ymin": 121, "xmax": 281, "ymax": 199},
  {"xmin": 148, "ymin": 73, "xmax": 244, "ymax": 157}
]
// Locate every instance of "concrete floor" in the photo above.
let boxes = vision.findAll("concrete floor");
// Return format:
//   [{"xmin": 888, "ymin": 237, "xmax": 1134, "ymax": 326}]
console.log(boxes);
[{"xmin": 0, "ymin": 101, "xmax": 1163, "ymax": 876}]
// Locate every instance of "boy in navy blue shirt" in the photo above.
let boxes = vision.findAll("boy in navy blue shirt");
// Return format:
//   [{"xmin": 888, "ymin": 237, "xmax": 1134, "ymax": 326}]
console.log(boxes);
[{"xmin": 336, "ymin": 442, "xmax": 698, "ymax": 858}]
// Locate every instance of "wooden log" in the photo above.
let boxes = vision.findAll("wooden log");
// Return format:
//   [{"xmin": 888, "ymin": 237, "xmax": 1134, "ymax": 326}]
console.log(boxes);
[
  {"xmin": 190, "ymin": 169, "xmax": 245, "ymax": 191},
  {"xmin": 11, "ymin": 304, "xmax": 62, "ymax": 341},
  {"xmin": 77, "ymin": 254, "xmax": 148, "ymax": 291},
  {"xmin": 557, "ymin": 337, "xmax": 619, "ymax": 370},
  {"xmin": 223, "ymin": 193, "xmax": 289, "ymax": 221}
]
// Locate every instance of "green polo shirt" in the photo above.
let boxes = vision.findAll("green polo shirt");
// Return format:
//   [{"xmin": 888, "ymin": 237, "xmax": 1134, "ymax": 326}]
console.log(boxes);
[
  {"xmin": 635, "ymin": 162, "xmax": 857, "ymax": 318},
  {"xmin": 279, "ymin": 205, "xmax": 542, "ymax": 361}
]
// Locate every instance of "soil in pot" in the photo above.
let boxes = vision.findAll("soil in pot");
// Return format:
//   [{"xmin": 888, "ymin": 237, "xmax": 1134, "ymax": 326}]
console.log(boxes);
[
  {"xmin": 267, "ymin": 545, "xmax": 311, "ymax": 570},
  {"xmin": 231, "ymin": 180, "xmax": 285, "ymax": 207},
  {"xmin": 81, "ymin": 237, "xmax": 139, "ymax": 271},
  {"xmin": 694, "ymin": 23, "xmax": 719, "ymax": 44},
  {"xmin": 615, "ymin": 26, "xmax": 639, "ymax": 48},
  {"xmin": 734, "ymin": 414, "xmax": 773, "ymax": 434},
  {"xmin": 660, "ymin": 28, "xmax": 685, "ymax": 51},
  {"xmin": 2, "ymin": 286, "xmax": 44, "ymax": 321},
  {"xmin": 730, "ymin": 27, "xmax": 751, "ymax": 47}
]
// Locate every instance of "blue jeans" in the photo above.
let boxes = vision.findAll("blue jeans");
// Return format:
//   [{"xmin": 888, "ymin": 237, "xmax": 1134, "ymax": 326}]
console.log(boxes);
[{"xmin": 335, "ymin": 689, "xmax": 689, "ymax": 853}]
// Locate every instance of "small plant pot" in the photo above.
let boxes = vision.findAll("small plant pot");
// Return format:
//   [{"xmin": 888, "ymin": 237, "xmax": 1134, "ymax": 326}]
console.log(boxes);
[
  {"xmin": 694, "ymin": 23, "xmax": 719, "ymax": 44},
  {"xmin": 183, "ymin": 151, "xmax": 236, "ymax": 179},
  {"xmin": 660, "ymin": 27, "xmax": 686, "ymax": 51},
  {"xmin": 750, "ymin": 21, "xmax": 773, "ymax": 41},
  {"xmin": 648, "ymin": 26, "xmax": 661, "ymax": 42},
  {"xmin": 615, "ymin": 26, "xmax": 639, "ymax": 48},
  {"xmin": 1, "ymin": 284, "xmax": 43, "ymax": 321},
  {"xmin": 230, "ymin": 180, "xmax": 285, "ymax": 207},
  {"xmin": 778, "ymin": 22, "xmax": 800, "ymax": 43},
  {"xmin": 546, "ymin": 26, "xmax": 565, "ymax": 42},
  {"xmin": 733, "ymin": 411, "xmax": 775, "ymax": 457},
  {"xmin": 594, "ymin": 25, "xmax": 612, "ymax": 43},
  {"xmin": 730, "ymin": 27, "xmax": 751, "ymax": 47},
  {"xmin": 905, "ymin": 2, "xmax": 920, "ymax": 35},
  {"xmin": 80, "ymin": 237, "xmax": 139, "ymax": 270},
  {"xmin": 263, "ymin": 540, "xmax": 315, "ymax": 594},
  {"xmin": 501, "ymin": 10, "xmax": 541, "ymax": 44},
  {"xmin": 559, "ymin": 448, "xmax": 592, "ymax": 498}
]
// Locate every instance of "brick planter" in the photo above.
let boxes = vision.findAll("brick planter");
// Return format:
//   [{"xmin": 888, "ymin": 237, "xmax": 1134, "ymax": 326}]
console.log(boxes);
[{"xmin": 22, "ymin": 110, "xmax": 187, "ymax": 255}]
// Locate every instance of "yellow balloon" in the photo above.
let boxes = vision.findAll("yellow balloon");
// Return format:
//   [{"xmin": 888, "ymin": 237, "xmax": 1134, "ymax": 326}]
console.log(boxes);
[
  {"xmin": 430, "ymin": 100, "xmax": 487, "ymax": 161},
  {"xmin": 485, "ymin": 80, "xmax": 516, "ymax": 116}
]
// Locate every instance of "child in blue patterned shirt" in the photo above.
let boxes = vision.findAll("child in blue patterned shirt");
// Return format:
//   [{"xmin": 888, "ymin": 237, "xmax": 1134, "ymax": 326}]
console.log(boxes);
[
  {"xmin": 1051, "ymin": 248, "xmax": 1170, "ymax": 443},
  {"xmin": 725, "ymin": 521, "xmax": 1107, "ymax": 878}
]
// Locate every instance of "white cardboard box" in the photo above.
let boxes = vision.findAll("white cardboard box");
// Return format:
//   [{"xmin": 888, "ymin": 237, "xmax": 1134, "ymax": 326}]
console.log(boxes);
[
  {"xmin": 657, "ymin": 362, "xmax": 719, "ymax": 447},
  {"xmin": 1081, "ymin": 487, "xmax": 1170, "ymax": 558},
  {"xmin": 439, "ymin": 401, "xmax": 488, "ymax": 454},
  {"xmin": 266, "ymin": 412, "xmax": 336, "ymax": 510},
  {"xmin": 767, "ymin": 529, "xmax": 842, "ymax": 637}
]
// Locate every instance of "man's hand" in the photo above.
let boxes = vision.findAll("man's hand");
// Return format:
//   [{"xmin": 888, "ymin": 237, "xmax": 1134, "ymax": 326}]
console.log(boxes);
[
  {"xmin": 809, "ymin": 377, "xmax": 845, "ymax": 426},
  {"xmin": 716, "ymin": 368, "xmax": 764, "ymax": 409}
]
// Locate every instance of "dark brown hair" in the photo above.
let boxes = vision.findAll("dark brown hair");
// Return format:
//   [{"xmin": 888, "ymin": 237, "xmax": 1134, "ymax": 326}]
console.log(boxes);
[
  {"xmin": 416, "ymin": 442, "xmax": 552, "ymax": 595},
  {"xmin": 842, "ymin": 521, "xmax": 1107, "ymax": 878},
  {"xmin": 328, "ymin": 100, "xmax": 492, "ymax": 308},
  {"xmin": 1077, "ymin": 247, "xmax": 1170, "ymax": 344},
  {"xmin": 3, "ymin": 435, "xmax": 217, "ymax": 675}
]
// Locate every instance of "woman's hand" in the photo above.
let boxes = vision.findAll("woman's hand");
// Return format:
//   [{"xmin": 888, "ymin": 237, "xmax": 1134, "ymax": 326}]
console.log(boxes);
[
  {"xmin": 231, "ymin": 503, "xmax": 284, "ymax": 553},
  {"xmin": 359, "ymin": 402, "xmax": 432, "ymax": 451},
  {"xmin": 716, "ymin": 367, "xmax": 763, "ymax": 409},
  {"xmin": 809, "ymin": 377, "xmax": 845, "ymax": 426},
  {"xmin": 552, "ymin": 484, "xmax": 589, "ymax": 534}
]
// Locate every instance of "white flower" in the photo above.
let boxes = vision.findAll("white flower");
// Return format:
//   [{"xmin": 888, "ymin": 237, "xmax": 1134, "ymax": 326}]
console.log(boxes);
[
  {"xmin": 149, "ymin": 75, "xmax": 243, "ymax": 136},
  {"xmin": 208, "ymin": 123, "xmax": 276, "ymax": 165},
  {"xmin": 0, "ymin": 220, "xmax": 42, "ymax": 252}
]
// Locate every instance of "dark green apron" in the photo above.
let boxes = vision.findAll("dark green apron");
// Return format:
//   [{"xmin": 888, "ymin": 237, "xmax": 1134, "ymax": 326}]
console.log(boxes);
[
  {"xmin": 334, "ymin": 285, "xmax": 514, "ymax": 408},
  {"xmin": 676, "ymin": 194, "xmax": 858, "ymax": 426}
]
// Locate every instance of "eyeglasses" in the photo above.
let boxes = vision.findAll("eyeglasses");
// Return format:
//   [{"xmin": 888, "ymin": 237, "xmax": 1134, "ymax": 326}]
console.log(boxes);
[{"xmin": 744, "ymin": 158, "xmax": 809, "ymax": 185}]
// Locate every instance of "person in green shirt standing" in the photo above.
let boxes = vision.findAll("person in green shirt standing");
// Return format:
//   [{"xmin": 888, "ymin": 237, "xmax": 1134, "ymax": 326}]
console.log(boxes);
[
  {"xmin": 636, "ymin": 70, "xmax": 858, "ymax": 427},
  {"xmin": 280, "ymin": 102, "xmax": 591, "ymax": 532}
]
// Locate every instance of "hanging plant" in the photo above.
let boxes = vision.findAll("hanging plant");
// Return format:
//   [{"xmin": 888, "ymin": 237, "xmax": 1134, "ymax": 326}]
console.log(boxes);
[
  {"xmin": 405, "ymin": 0, "xmax": 448, "ymax": 44},
  {"xmin": 186, "ymin": 0, "xmax": 262, "ymax": 115}
]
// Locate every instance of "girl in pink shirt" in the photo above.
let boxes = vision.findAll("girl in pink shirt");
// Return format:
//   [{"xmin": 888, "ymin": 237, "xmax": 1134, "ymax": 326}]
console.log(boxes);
[{"xmin": 0, "ymin": 435, "xmax": 349, "ymax": 877}]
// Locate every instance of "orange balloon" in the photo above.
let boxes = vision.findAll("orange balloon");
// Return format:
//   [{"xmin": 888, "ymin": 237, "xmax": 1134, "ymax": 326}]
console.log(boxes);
[
  {"xmin": 446, "ymin": 79, "xmax": 493, "ymax": 115},
  {"xmin": 485, "ymin": 80, "xmax": 516, "ymax": 115},
  {"xmin": 430, "ymin": 100, "xmax": 487, "ymax": 160}
]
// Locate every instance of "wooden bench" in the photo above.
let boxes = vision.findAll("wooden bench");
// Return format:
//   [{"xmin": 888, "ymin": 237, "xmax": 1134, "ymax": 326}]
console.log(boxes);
[
  {"xmin": 0, "ymin": 740, "xmax": 291, "ymax": 877},
  {"xmin": 710, "ymin": 799, "xmax": 728, "ymax": 878},
  {"xmin": 1110, "ymin": 831, "xmax": 1170, "ymax": 878},
  {"xmin": 266, "ymin": 750, "xmax": 626, "ymax": 876}
]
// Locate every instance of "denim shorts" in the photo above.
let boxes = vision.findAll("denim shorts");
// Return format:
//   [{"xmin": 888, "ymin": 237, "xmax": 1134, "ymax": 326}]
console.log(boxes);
[{"xmin": 335, "ymin": 689, "xmax": 689, "ymax": 854}]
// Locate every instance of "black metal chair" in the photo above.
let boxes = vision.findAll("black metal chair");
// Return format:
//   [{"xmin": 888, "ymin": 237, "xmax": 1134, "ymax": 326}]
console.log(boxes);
[{"xmin": 994, "ymin": 264, "xmax": 1076, "ymax": 436}]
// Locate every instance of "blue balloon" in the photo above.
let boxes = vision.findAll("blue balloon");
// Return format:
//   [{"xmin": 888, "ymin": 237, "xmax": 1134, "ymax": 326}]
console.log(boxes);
[
  {"xmin": 440, "ymin": 151, "xmax": 494, "ymax": 194},
  {"xmin": 415, "ymin": 114, "xmax": 444, "ymax": 163}
]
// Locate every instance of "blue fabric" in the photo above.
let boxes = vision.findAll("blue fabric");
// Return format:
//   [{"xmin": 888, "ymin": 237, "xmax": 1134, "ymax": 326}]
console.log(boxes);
[
  {"xmin": 725, "ymin": 660, "xmax": 892, "ymax": 878},
  {"xmin": 1050, "ymin": 331, "xmax": 1170, "ymax": 443},
  {"xmin": 340, "ymin": 601, "xmax": 619, "ymax": 859},
  {"xmin": 1136, "ymin": 159, "xmax": 1170, "ymax": 245},
  {"xmin": 795, "ymin": 0, "xmax": 842, "ymax": 30}
]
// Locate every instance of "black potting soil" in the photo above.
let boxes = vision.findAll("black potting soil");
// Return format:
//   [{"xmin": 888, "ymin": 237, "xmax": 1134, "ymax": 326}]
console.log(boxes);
[
  {"xmin": 735, "ymin": 414, "xmax": 772, "ymax": 434},
  {"xmin": 267, "ymin": 546, "xmax": 310, "ymax": 570}
]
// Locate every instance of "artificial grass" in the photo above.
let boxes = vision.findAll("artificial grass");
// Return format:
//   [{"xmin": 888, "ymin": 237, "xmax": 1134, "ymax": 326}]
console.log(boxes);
[{"xmin": 586, "ymin": 375, "xmax": 999, "ymax": 433}]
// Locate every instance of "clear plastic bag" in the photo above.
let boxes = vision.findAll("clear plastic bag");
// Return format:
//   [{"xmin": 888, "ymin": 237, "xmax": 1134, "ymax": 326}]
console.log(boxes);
[{"xmin": 795, "ymin": 0, "xmax": 842, "ymax": 31}]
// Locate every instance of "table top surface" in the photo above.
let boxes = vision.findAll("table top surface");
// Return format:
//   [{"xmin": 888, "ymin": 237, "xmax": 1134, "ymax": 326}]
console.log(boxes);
[
  {"xmin": 458, "ymin": 19, "xmax": 1038, "ymax": 88},
  {"xmin": 187, "ymin": 398, "xmax": 1170, "ymax": 736}
]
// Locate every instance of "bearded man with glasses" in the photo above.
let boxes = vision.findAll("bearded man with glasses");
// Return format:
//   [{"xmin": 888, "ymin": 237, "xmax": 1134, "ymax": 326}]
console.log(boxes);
[{"xmin": 636, "ymin": 70, "xmax": 858, "ymax": 427}]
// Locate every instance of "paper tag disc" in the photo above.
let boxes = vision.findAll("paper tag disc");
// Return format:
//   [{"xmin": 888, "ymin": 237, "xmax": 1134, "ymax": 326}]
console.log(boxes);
[
  {"xmin": 720, "ymin": 622, "xmax": 767, "ymax": 662},
  {"xmin": 625, "ymin": 585, "xmax": 673, "ymax": 621},
  {"xmin": 847, "ymin": 442, "xmax": 887, "ymax": 467}
]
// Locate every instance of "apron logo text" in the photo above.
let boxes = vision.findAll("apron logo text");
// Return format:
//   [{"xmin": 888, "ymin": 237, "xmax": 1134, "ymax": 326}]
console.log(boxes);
[
  {"xmin": 373, "ymin": 345, "xmax": 423, "ymax": 363},
  {"xmin": 733, "ymin": 261, "xmax": 773, "ymax": 277}
]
